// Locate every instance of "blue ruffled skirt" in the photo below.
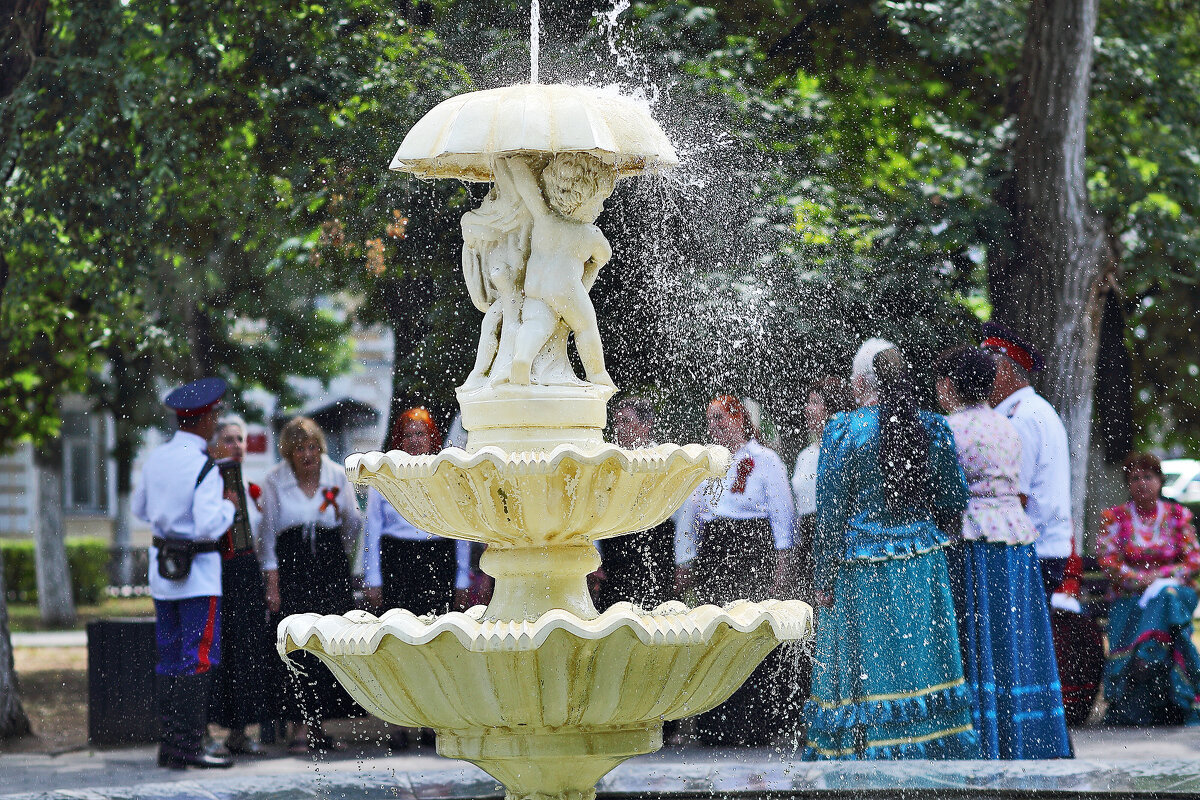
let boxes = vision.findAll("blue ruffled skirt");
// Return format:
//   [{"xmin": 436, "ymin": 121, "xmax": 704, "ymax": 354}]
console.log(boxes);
[
  {"xmin": 802, "ymin": 548, "xmax": 980, "ymax": 760},
  {"xmin": 1104, "ymin": 587, "xmax": 1200, "ymax": 726},
  {"xmin": 947, "ymin": 541, "xmax": 1072, "ymax": 758}
]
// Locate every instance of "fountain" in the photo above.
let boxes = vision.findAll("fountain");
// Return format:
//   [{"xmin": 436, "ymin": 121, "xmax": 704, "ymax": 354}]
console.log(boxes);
[{"xmin": 278, "ymin": 71, "xmax": 812, "ymax": 800}]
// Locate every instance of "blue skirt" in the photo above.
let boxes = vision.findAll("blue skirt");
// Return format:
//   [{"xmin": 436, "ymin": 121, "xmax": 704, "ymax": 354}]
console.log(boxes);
[
  {"xmin": 1104, "ymin": 587, "xmax": 1200, "ymax": 726},
  {"xmin": 947, "ymin": 541, "xmax": 1072, "ymax": 758},
  {"xmin": 802, "ymin": 548, "xmax": 980, "ymax": 760}
]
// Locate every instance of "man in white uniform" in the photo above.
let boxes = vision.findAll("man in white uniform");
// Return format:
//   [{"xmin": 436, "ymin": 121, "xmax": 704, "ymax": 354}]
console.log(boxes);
[
  {"xmin": 983, "ymin": 322, "xmax": 1073, "ymax": 598},
  {"xmin": 133, "ymin": 377, "xmax": 236, "ymax": 769}
]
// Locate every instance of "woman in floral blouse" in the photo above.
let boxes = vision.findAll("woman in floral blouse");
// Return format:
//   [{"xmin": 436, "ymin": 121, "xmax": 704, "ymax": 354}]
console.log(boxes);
[
  {"xmin": 1098, "ymin": 451, "xmax": 1200, "ymax": 726},
  {"xmin": 935, "ymin": 346, "xmax": 1071, "ymax": 759}
]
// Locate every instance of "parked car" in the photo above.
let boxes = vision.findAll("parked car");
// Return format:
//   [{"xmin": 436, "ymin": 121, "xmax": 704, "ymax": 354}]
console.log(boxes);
[{"xmin": 1162, "ymin": 459, "xmax": 1200, "ymax": 506}]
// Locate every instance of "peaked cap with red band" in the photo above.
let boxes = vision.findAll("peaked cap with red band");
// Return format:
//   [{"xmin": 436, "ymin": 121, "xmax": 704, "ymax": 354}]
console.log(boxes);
[
  {"xmin": 980, "ymin": 321, "xmax": 1045, "ymax": 373},
  {"xmin": 165, "ymin": 377, "xmax": 228, "ymax": 417}
]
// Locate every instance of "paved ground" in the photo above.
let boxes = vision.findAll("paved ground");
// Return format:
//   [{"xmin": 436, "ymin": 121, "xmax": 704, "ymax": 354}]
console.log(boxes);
[
  {"xmin": 11, "ymin": 631, "xmax": 87, "ymax": 647},
  {"xmin": 7, "ymin": 631, "xmax": 1200, "ymax": 797},
  {"xmin": 2, "ymin": 727, "xmax": 1199, "ymax": 797}
]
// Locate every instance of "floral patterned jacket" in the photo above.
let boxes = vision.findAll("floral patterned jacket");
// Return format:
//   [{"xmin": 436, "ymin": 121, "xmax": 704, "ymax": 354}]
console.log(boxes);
[{"xmin": 1097, "ymin": 500, "xmax": 1200, "ymax": 596}]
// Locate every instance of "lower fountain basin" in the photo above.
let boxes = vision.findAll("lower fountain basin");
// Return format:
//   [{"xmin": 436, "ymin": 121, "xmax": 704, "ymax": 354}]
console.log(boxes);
[{"xmin": 280, "ymin": 599, "xmax": 810, "ymax": 800}]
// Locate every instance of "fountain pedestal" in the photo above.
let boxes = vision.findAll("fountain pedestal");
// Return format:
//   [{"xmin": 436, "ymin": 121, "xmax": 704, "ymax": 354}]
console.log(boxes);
[{"xmin": 279, "ymin": 82, "xmax": 812, "ymax": 800}]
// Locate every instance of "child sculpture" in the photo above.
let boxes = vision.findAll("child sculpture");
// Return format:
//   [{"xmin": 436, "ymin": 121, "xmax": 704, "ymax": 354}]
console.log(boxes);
[{"xmin": 504, "ymin": 153, "xmax": 617, "ymax": 390}]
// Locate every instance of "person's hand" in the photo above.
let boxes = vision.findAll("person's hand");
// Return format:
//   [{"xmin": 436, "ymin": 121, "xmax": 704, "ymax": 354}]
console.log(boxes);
[{"xmin": 364, "ymin": 586, "xmax": 382, "ymax": 609}]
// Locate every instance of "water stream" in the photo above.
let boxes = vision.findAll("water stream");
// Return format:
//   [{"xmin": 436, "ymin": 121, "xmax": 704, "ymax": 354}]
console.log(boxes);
[{"xmin": 530, "ymin": 0, "xmax": 540, "ymax": 83}]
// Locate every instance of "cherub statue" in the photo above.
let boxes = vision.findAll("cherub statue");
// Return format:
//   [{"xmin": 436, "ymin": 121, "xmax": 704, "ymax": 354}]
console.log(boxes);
[
  {"xmin": 503, "ymin": 153, "xmax": 617, "ymax": 390},
  {"xmin": 459, "ymin": 161, "xmax": 532, "ymax": 390}
]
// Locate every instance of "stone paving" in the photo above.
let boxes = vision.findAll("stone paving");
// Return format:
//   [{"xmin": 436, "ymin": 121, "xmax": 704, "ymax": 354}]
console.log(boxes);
[{"xmin": 3, "ymin": 729, "xmax": 1200, "ymax": 799}]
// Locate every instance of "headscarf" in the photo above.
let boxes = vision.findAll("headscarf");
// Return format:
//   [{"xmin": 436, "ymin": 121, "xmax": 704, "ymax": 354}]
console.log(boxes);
[
  {"xmin": 852, "ymin": 337, "xmax": 898, "ymax": 382},
  {"xmin": 389, "ymin": 406, "xmax": 442, "ymax": 452}
]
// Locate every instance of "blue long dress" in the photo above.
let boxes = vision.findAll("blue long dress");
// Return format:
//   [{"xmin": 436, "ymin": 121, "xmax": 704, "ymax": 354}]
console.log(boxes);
[
  {"xmin": 944, "ymin": 405, "xmax": 1072, "ymax": 759},
  {"xmin": 802, "ymin": 407, "xmax": 980, "ymax": 760}
]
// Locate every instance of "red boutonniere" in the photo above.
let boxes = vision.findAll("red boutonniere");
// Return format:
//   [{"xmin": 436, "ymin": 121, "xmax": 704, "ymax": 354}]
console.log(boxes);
[
  {"xmin": 319, "ymin": 486, "xmax": 340, "ymax": 514},
  {"xmin": 730, "ymin": 457, "xmax": 755, "ymax": 494},
  {"xmin": 247, "ymin": 482, "xmax": 263, "ymax": 512}
]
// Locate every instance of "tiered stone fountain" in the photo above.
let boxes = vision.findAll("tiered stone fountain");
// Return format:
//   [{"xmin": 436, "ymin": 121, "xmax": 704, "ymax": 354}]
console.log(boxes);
[{"xmin": 278, "ymin": 82, "xmax": 812, "ymax": 800}]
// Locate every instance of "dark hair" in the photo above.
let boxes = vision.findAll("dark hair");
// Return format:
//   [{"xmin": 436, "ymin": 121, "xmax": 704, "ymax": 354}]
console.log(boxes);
[
  {"xmin": 806, "ymin": 376, "xmax": 855, "ymax": 417},
  {"xmin": 1122, "ymin": 451, "xmax": 1163, "ymax": 483},
  {"xmin": 933, "ymin": 346, "xmax": 997, "ymax": 406},
  {"xmin": 615, "ymin": 396, "xmax": 655, "ymax": 426},
  {"xmin": 875, "ymin": 347, "xmax": 933, "ymax": 514}
]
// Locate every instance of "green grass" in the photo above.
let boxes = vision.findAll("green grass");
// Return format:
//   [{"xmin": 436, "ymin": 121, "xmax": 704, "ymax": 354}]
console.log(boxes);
[{"xmin": 6, "ymin": 595, "xmax": 155, "ymax": 633}]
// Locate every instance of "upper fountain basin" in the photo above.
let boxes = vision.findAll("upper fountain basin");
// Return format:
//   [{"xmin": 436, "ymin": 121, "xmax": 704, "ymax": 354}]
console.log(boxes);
[
  {"xmin": 346, "ymin": 442, "xmax": 729, "ymax": 547},
  {"xmin": 390, "ymin": 83, "xmax": 678, "ymax": 181}
]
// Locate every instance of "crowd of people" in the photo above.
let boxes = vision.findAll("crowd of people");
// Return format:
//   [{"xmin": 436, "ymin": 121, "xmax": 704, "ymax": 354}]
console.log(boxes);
[{"xmin": 134, "ymin": 321, "xmax": 1200, "ymax": 769}]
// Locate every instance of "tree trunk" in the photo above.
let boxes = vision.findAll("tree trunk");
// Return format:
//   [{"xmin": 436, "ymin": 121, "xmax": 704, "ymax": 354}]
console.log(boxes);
[
  {"xmin": 0, "ymin": 548, "xmax": 32, "ymax": 739},
  {"xmin": 33, "ymin": 441, "xmax": 76, "ymax": 627},
  {"xmin": 989, "ymin": 0, "xmax": 1111, "ymax": 550},
  {"xmin": 111, "ymin": 420, "xmax": 138, "ymax": 587}
]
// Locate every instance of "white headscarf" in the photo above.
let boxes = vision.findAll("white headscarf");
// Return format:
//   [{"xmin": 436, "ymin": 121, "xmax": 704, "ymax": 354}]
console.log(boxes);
[{"xmin": 852, "ymin": 337, "xmax": 897, "ymax": 382}]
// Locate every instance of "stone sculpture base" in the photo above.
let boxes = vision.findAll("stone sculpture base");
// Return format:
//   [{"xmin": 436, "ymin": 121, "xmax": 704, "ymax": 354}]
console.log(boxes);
[{"xmin": 457, "ymin": 383, "xmax": 615, "ymax": 452}]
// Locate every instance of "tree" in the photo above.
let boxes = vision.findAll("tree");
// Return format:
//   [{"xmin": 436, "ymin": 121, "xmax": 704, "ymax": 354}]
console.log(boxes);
[
  {"xmin": 988, "ymin": 0, "xmax": 1111, "ymax": 535},
  {"xmin": 0, "ymin": 0, "xmax": 47, "ymax": 740}
]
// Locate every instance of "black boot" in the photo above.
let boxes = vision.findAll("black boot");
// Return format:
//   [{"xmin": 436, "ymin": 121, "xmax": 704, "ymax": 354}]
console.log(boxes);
[
  {"xmin": 157, "ymin": 674, "xmax": 184, "ymax": 769},
  {"xmin": 159, "ymin": 673, "xmax": 233, "ymax": 769}
]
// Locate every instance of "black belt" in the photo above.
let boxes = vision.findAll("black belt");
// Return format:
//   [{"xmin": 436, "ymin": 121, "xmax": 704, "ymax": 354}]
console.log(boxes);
[{"xmin": 152, "ymin": 536, "xmax": 221, "ymax": 553}]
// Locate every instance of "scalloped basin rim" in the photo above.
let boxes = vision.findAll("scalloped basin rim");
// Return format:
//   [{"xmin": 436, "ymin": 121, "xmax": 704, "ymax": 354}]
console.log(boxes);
[
  {"xmin": 345, "ymin": 442, "xmax": 730, "ymax": 480},
  {"xmin": 279, "ymin": 599, "xmax": 811, "ymax": 655}
]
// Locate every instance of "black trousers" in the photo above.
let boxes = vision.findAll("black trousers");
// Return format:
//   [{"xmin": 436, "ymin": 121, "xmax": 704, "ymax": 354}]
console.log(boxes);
[
  {"xmin": 1041, "ymin": 556, "xmax": 1068, "ymax": 600},
  {"xmin": 380, "ymin": 537, "xmax": 457, "ymax": 615}
]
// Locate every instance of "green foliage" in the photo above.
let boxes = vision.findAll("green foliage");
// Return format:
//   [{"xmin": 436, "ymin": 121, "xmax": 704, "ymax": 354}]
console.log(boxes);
[
  {"xmin": 882, "ymin": 0, "xmax": 1200, "ymax": 452},
  {"xmin": 1, "ymin": 537, "xmax": 111, "ymax": 605},
  {"xmin": 4, "ymin": 0, "xmax": 1198, "ymax": 457}
]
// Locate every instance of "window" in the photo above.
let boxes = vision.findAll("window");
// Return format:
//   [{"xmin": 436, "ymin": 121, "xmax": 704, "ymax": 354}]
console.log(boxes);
[{"xmin": 62, "ymin": 411, "xmax": 108, "ymax": 514}]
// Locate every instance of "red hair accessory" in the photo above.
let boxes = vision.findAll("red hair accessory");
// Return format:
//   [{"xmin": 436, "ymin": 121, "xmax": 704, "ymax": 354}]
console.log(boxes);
[
  {"xmin": 247, "ymin": 483, "xmax": 262, "ymax": 502},
  {"xmin": 982, "ymin": 336, "xmax": 1035, "ymax": 373},
  {"xmin": 319, "ymin": 487, "xmax": 340, "ymax": 514},
  {"xmin": 730, "ymin": 457, "xmax": 755, "ymax": 494},
  {"xmin": 389, "ymin": 406, "xmax": 443, "ymax": 452}
]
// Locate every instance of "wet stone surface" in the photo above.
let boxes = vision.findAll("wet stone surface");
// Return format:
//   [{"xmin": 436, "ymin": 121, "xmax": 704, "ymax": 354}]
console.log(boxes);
[{"xmin": 5, "ymin": 750, "xmax": 1200, "ymax": 799}]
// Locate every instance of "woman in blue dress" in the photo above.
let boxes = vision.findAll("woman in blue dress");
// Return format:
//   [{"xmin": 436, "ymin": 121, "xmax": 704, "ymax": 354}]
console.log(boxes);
[
  {"xmin": 935, "ymin": 346, "xmax": 1072, "ymax": 758},
  {"xmin": 803, "ymin": 339, "xmax": 980, "ymax": 760}
]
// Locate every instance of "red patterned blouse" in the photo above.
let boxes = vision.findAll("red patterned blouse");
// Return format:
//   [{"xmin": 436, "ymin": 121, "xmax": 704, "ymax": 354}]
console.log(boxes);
[{"xmin": 1097, "ymin": 500, "xmax": 1200, "ymax": 596}]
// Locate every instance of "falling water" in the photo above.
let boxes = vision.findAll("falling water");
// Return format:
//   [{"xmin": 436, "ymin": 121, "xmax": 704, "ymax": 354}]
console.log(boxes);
[{"xmin": 530, "ymin": 0, "xmax": 540, "ymax": 83}]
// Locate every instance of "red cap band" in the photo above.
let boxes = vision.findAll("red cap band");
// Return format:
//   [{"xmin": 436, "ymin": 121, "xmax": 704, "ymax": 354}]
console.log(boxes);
[
  {"xmin": 175, "ymin": 400, "xmax": 220, "ymax": 418},
  {"xmin": 982, "ymin": 337, "xmax": 1035, "ymax": 373}
]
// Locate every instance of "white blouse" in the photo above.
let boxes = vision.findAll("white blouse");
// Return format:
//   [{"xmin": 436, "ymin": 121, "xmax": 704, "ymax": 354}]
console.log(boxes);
[
  {"xmin": 675, "ymin": 439, "xmax": 796, "ymax": 565},
  {"xmin": 791, "ymin": 442, "xmax": 820, "ymax": 517},
  {"xmin": 364, "ymin": 488, "xmax": 471, "ymax": 590},
  {"xmin": 259, "ymin": 454, "xmax": 363, "ymax": 572}
]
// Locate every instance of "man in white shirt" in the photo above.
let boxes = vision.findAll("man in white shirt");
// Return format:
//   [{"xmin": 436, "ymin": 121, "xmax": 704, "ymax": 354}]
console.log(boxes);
[
  {"xmin": 133, "ymin": 377, "xmax": 236, "ymax": 769},
  {"xmin": 983, "ymin": 323, "xmax": 1074, "ymax": 598}
]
